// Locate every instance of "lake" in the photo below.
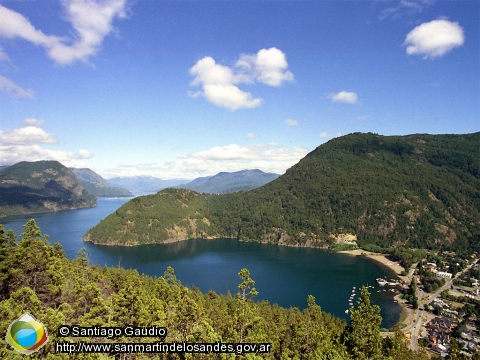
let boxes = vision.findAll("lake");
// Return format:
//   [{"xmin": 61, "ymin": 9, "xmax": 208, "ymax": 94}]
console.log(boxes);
[{"xmin": 0, "ymin": 197, "xmax": 401, "ymax": 328}]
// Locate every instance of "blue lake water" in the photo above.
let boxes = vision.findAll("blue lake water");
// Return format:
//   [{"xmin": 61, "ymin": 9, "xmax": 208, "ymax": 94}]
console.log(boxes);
[{"xmin": 1, "ymin": 197, "xmax": 401, "ymax": 328}]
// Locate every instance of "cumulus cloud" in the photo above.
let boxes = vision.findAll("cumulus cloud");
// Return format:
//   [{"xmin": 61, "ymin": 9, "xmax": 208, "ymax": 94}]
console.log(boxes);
[
  {"xmin": 329, "ymin": 91, "xmax": 359, "ymax": 104},
  {"xmin": 202, "ymin": 83, "xmax": 261, "ymax": 111},
  {"xmin": 0, "ymin": 75, "xmax": 35, "ymax": 98},
  {"xmin": 189, "ymin": 47, "xmax": 293, "ymax": 111},
  {"xmin": 284, "ymin": 119, "xmax": 298, "ymax": 126},
  {"xmin": 236, "ymin": 47, "xmax": 294, "ymax": 86},
  {"xmin": 0, "ymin": 126, "xmax": 57, "ymax": 145},
  {"xmin": 189, "ymin": 56, "xmax": 261, "ymax": 111},
  {"xmin": 247, "ymin": 133, "xmax": 258, "ymax": 139},
  {"xmin": 0, "ymin": 123, "xmax": 93, "ymax": 167},
  {"xmin": 102, "ymin": 143, "xmax": 309, "ymax": 179},
  {"xmin": 77, "ymin": 149, "xmax": 94, "ymax": 159},
  {"xmin": 404, "ymin": 19, "xmax": 464, "ymax": 59},
  {"xmin": 0, "ymin": 0, "xmax": 128, "ymax": 65},
  {"xmin": 0, "ymin": 145, "xmax": 93, "ymax": 167}
]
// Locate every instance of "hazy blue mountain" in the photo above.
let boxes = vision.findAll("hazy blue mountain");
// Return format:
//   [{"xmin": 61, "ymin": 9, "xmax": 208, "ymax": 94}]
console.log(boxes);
[
  {"xmin": 0, "ymin": 160, "xmax": 96, "ymax": 217},
  {"xmin": 70, "ymin": 168, "xmax": 132, "ymax": 197},
  {"xmin": 177, "ymin": 169, "xmax": 280, "ymax": 194},
  {"xmin": 107, "ymin": 176, "xmax": 186, "ymax": 193}
]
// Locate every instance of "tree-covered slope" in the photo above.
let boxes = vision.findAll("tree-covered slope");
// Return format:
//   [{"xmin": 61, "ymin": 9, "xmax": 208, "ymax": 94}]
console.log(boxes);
[
  {"xmin": 70, "ymin": 168, "xmax": 132, "ymax": 197},
  {"xmin": 85, "ymin": 132, "xmax": 480, "ymax": 253},
  {"xmin": 0, "ymin": 161, "xmax": 96, "ymax": 217},
  {"xmin": 1, "ymin": 221, "xmax": 428, "ymax": 359}
]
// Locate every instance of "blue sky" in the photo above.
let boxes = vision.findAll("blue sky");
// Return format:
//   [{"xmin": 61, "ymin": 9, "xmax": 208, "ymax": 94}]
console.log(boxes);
[{"xmin": 0, "ymin": 0, "xmax": 478, "ymax": 179}]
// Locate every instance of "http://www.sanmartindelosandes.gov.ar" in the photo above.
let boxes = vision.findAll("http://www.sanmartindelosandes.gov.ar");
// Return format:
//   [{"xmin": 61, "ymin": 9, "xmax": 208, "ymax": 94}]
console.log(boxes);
[{"xmin": 5, "ymin": 313, "xmax": 49, "ymax": 354}]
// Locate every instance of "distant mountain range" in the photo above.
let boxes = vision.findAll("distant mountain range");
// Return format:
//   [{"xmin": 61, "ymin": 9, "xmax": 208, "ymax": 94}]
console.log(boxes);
[
  {"xmin": 106, "ymin": 176, "xmax": 186, "ymax": 193},
  {"xmin": 107, "ymin": 169, "xmax": 278, "ymax": 194},
  {"xmin": 0, "ymin": 161, "xmax": 96, "ymax": 217},
  {"xmin": 70, "ymin": 168, "xmax": 132, "ymax": 197},
  {"xmin": 176, "ymin": 169, "xmax": 279, "ymax": 194}
]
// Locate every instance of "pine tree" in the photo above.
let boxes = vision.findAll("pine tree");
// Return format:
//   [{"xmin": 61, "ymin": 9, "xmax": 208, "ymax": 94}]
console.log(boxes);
[
  {"xmin": 236, "ymin": 268, "xmax": 258, "ymax": 343},
  {"xmin": 343, "ymin": 286, "xmax": 383, "ymax": 360}
]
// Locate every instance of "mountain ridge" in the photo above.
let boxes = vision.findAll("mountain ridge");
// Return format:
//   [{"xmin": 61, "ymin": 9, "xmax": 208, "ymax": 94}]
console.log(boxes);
[
  {"xmin": 176, "ymin": 169, "xmax": 279, "ymax": 194},
  {"xmin": 107, "ymin": 176, "xmax": 186, "ymax": 193},
  {"xmin": 84, "ymin": 132, "xmax": 480, "ymax": 253},
  {"xmin": 0, "ymin": 160, "xmax": 97, "ymax": 217},
  {"xmin": 70, "ymin": 168, "xmax": 132, "ymax": 197}
]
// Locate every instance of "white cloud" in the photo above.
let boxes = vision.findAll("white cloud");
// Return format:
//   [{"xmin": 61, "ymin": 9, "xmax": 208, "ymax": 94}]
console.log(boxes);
[
  {"xmin": 189, "ymin": 57, "xmax": 262, "ymax": 111},
  {"xmin": 0, "ymin": 123, "xmax": 93, "ymax": 167},
  {"xmin": 102, "ymin": 143, "xmax": 309, "ymax": 179},
  {"xmin": 284, "ymin": 119, "xmax": 298, "ymax": 126},
  {"xmin": 203, "ymin": 83, "xmax": 262, "ymax": 111},
  {"xmin": 22, "ymin": 118, "xmax": 45, "ymax": 127},
  {"xmin": 404, "ymin": 19, "xmax": 464, "ymax": 59},
  {"xmin": 189, "ymin": 47, "xmax": 293, "ymax": 111},
  {"xmin": 319, "ymin": 132, "xmax": 342, "ymax": 139},
  {"xmin": 0, "ymin": 145, "xmax": 93, "ymax": 168},
  {"xmin": 77, "ymin": 149, "xmax": 94, "ymax": 159},
  {"xmin": 184, "ymin": 144, "xmax": 256, "ymax": 161},
  {"xmin": 247, "ymin": 133, "xmax": 258, "ymax": 139},
  {"xmin": 379, "ymin": 0, "xmax": 434, "ymax": 20},
  {"xmin": 329, "ymin": 91, "xmax": 358, "ymax": 104},
  {"xmin": 0, "ymin": 6, "xmax": 62, "ymax": 49},
  {"xmin": 0, "ymin": 0, "xmax": 128, "ymax": 65},
  {"xmin": 0, "ymin": 75, "xmax": 35, "ymax": 98},
  {"xmin": 0, "ymin": 126, "xmax": 57, "ymax": 145},
  {"xmin": 236, "ymin": 47, "xmax": 294, "ymax": 86}
]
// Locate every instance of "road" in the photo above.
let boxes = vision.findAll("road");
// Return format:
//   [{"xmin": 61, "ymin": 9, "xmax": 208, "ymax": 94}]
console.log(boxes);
[{"xmin": 402, "ymin": 260, "xmax": 477, "ymax": 351}]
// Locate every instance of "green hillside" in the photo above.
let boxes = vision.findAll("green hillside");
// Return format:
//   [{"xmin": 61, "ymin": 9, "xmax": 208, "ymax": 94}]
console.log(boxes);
[
  {"xmin": 0, "ymin": 161, "xmax": 96, "ymax": 217},
  {"xmin": 84, "ymin": 132, "xmax": 480, "ymax": 253}
]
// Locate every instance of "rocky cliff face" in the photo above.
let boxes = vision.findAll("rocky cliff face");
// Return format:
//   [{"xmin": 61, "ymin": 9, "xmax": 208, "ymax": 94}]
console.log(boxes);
[{"xmin": 0, "ymin": 160, "xmax": 97, "ymax": 217}]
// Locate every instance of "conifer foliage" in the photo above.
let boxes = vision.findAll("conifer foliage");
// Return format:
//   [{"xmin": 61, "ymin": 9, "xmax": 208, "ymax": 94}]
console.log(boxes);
[{"xmin": 0, "ymin": 221, "xmax": 429, "ymax": 359}]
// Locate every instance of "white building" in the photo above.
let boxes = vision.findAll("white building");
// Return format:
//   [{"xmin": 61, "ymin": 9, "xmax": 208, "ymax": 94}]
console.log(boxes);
[{"xmin": 436, "ymin": 271, "xmax": 453, "ymax": 279}]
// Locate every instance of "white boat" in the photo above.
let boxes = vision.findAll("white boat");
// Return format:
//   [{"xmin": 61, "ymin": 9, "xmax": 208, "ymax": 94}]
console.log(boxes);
[{"xmin": 345, "ymin": 309, "xmax": 349, "ymax": 314}]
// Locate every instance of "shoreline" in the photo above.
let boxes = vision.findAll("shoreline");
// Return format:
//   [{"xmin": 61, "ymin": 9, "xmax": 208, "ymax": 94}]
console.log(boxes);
[
  {"xmin": 337, "ymin": 249, "xmax": 405, "ymax": 276},
  {"xmin": 338, "ymin": 249, "xmax": 412, "ymax": 330}
]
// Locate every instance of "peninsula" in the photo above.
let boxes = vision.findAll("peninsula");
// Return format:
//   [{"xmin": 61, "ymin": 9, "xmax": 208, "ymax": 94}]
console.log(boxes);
[{"xmin": 84, "ymin": 132, "xmax": 480, "ymax": 253}]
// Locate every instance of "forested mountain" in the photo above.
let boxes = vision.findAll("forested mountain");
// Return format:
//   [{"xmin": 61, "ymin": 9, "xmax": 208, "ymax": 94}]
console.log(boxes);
[
  {"xmin": 107, "ymin": 176, "xmax": 186, "ymax": 193},
  {"xmin": 70, "ymin": 168, "xmax": 132, "ymax": 197},
  {"xmin": 0, "ymin": 220, "xmax": 428, "ymax": 359},
  {"xmin": 176, "ymin": 169, "xmax": 279, "ymax": 194},
  {"xmin": 84, "ymin": 132, "xmax": 480, "ymax": 254},
  {"xmin": 0, "ymin": 161, "xmax": 96, "ymax": 217}
]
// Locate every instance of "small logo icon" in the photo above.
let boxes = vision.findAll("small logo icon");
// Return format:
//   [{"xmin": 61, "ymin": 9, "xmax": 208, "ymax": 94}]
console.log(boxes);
[{"xmin": 5, "ymin": 313, "xmax": 49, "ymax": 354}]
